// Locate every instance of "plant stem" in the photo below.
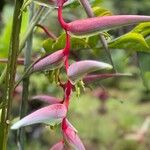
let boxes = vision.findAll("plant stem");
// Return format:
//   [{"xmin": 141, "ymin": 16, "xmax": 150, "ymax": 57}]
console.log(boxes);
[
  {"xmin": 0, "ymin": 6, "xmax": 46, "ymax": 87},
  {"xmin": 78, "ymin": 0, "xmax": 116, "ymax": 72},
  {"xmin": 0, "ymin": 0, "xmax": 24, "ymax": 149},
  {"xmin": 19, "ymin": 6, "xmax": 46, "ymax": 53},
  {"xmin": 17, "ymin": 5, "xmax": 34, "ymax": 150}
]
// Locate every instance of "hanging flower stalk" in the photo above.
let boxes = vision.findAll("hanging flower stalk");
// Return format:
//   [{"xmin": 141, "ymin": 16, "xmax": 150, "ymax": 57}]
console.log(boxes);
[{"xmin": 11, "ymin": 0, "xmax": 150, "ymax": 149}]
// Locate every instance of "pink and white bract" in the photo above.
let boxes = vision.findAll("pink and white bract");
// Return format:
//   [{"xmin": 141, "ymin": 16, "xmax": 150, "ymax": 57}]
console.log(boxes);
[
  {"xmin": 30, "ymin": 49, "xmax": 65, "ymax": 73},
  {"xmin": 67, "ymin": 60, "xmax": 112, "ymax": 83},
  {"xmin": 11, "ymin": 104, "xmax": 67, "ymax": 129},
  {"xmin": 50, "ymin": 141, "xmax": 64, "ymax": 150},
  {"xmin": 67, "ymin": 15, "xmax": 150, "ymax": 37},
  {"xmin": 62, "ymin": 119, "xmax": 85, "ymax": 150}
]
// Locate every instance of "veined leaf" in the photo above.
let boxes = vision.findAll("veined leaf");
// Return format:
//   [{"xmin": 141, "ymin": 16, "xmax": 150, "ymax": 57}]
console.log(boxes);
[{"xmin": 108, "ymin": 33, "xmax": 150, "ymax": 53}]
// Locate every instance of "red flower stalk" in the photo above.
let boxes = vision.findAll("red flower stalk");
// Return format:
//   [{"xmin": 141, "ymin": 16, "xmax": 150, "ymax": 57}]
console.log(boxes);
[
  {"xmin": 64, "ymin": 31, "xmax": 71, "ymax": 72},
  {"xmin": 58, "ymin": 6, "xmax": 68, "ymax": 30}
]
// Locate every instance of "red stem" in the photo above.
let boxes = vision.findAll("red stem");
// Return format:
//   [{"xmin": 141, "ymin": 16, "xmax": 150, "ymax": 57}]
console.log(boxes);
[
  {"xmin": 63, "ymin": 80, "xmax": 72, "ymax": 108},
  {"xmin": 58, "ymin": 7, "xmax": 68, "ymax": 30},
  {"xmin": 64, "ymin": 31, "xmax": 70, "ymax": 71},
  {"xmin": 57, "ymin": 5, "xmax": 72, "ymax": 110},
  {"xmin": 62, "ymin": 118, "xmax": 67, "ymax": 130}
]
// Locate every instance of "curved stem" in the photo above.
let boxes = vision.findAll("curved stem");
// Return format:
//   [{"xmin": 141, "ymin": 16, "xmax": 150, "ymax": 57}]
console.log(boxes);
[
  {"xmin": 58, "ymin": 7, "xmax": 68, "ymax": 30},
  {"xmin": 36, "ymin": 24, "xmax": 57, "ymax": 40}
]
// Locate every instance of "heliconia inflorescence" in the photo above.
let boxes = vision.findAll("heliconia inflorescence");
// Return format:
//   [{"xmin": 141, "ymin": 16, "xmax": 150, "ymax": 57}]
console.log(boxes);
[{"xmin": 11, "ymin": 0, "xmax": 150, "ymax": 149}]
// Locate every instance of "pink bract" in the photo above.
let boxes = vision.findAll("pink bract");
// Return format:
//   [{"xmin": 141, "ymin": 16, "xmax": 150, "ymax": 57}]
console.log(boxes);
[
  {"xmin": 11, "ymin": 104, "xmax": 67, "ymax": 129},
  {"xmin": 67, "ymin": 60, "xmax": 112, "ymax": 83},
  {"xmin": 62, "ymin": 119, "xmax": 85, "ymax": 150},
  {"xmin": 30, "ymin": 49, "xmax": 65, "ymax": 73},
  {"xmin": 67, "ymin": 15, "xmax": 150, "ymax": 37},
  {"xmin": 50, "ymin": 141, "xmax": 64, "ymax": 150}
]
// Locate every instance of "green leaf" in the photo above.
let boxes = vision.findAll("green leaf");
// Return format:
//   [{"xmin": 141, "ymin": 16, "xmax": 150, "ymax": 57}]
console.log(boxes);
[
  {"xmin": 42, "ymin": 38, "xmax": 55, "ymax": 53},
  {"xmin": 145, "ymin": 36, "xmax": 150, "ymax": 47},
  {"xmin": 71, "ymin": 37, "xmax": 89, "ymax": 50},
  {"xmin": 137, "ymin": 52, "xmax": 150, "ymax": 91},
  {"xmin": 53, "ymin": 33, "xmax": 89, "ymax": 51},
  {"xmin": 86, "ymin": 35, "xmax": 99, "ymax": 48},
  {"xmin": 92, "ymin": 6, "xmax": 112, "ymax": 16},
  {"xmin": 131, "ymin": 22, "xmax": 150, "ymax": 37},
  {"xmin": 53, "ymin": 33, "xmax": 66, "ymax": 50},
  {"xmin": 108, "ymin": 33, "xmax": 150, "ymax": 53},
  {"xmin": 21, "ymin": 0, "xmax": 33, "ymax": 13}
]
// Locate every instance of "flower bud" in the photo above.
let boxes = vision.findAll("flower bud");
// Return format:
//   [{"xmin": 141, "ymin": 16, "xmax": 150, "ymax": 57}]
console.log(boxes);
[
  {"xmin": 30, "ymin": 50, "xmax": 65, "ymax": 74},
  {"xmin": 67, "ymin": 15, "xmax": 150, "ymax": 37},
  {"xmin": 67, "ymin": 60, "xmax": 112, "ymax": 84}
]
